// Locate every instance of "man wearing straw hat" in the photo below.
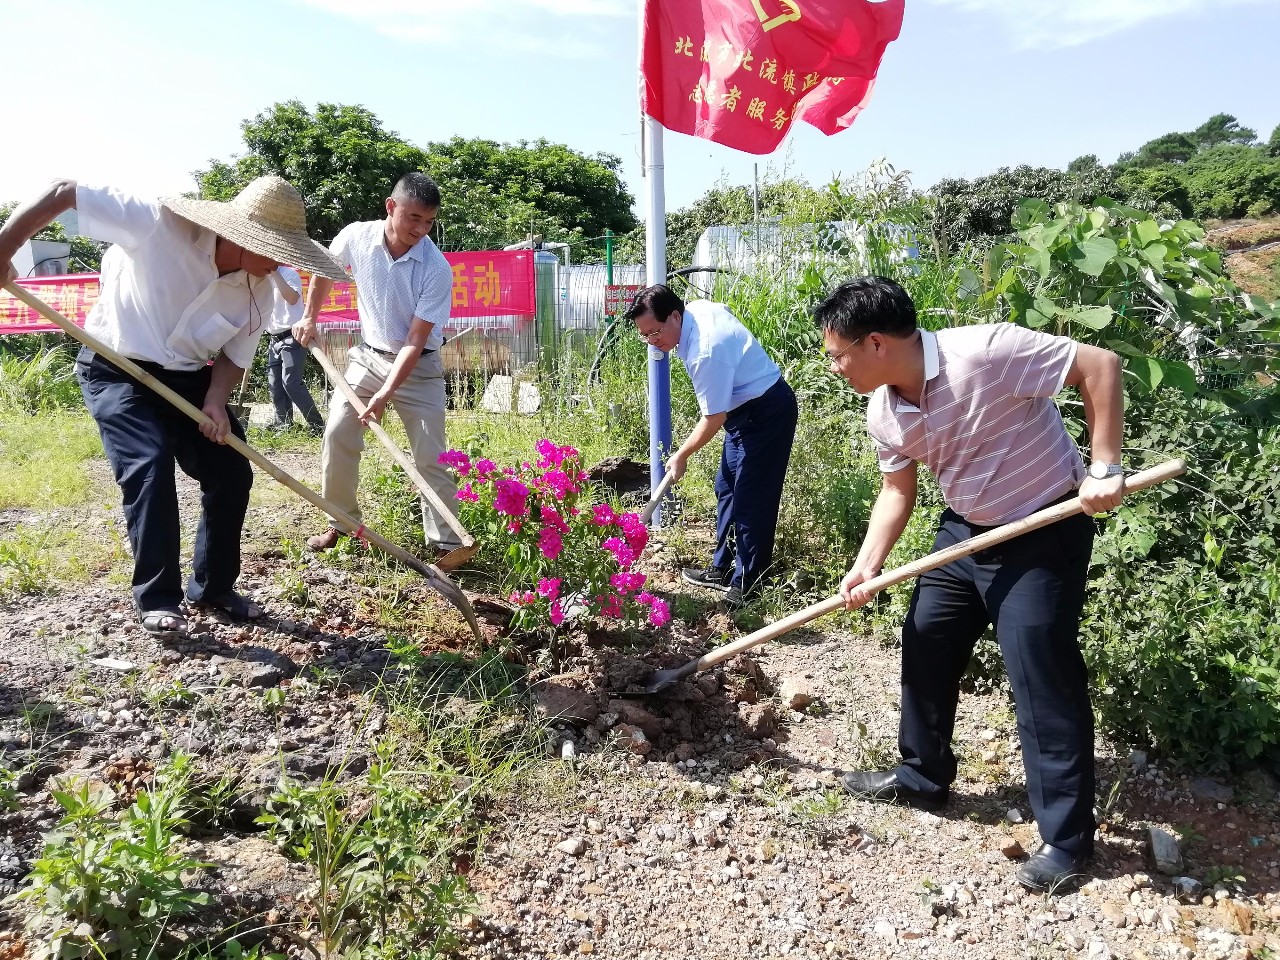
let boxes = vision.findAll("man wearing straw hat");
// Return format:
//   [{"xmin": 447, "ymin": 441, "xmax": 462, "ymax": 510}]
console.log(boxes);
[
  {"xmin": 291, "ymin": 172, "xmax": 462, "ymax": 559},
  {"xmin": 0, "ymin": 175, "xmax": 345, "ymax": 636}
]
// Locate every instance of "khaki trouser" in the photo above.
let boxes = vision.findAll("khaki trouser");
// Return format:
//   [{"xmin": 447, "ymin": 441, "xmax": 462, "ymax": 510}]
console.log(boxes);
[{"xmin": 320, "ymin": 344, "xmax": 461, "ymax": 548}]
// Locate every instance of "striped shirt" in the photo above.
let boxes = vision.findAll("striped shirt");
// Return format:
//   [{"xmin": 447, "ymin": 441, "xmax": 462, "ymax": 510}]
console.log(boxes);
[
  {"xmin": 328, "ymin": 220, "xmax": 451, "ymax": 352},
  {"xmin": 867, "ymin": 324, "xmax": 1085, "ymax": 524}
]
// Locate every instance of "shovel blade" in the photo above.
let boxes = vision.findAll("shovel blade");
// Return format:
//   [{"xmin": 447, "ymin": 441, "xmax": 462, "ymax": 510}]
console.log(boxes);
[{"xmin": 434, "ymin": 542, "xmax": 481, "ymax": 572}]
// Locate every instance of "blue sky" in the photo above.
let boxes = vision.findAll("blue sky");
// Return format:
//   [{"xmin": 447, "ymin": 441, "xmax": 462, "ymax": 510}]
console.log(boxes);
[{"xmin": 1, "ymin": 0, "xmax": 1276, "ymax": 220}]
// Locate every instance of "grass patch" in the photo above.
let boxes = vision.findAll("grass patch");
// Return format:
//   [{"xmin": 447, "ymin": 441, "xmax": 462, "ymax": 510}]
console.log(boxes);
[
  {"xmin": 0, "ymin": 409, "xmax": 102, "ymax": 508},
  {"xmin": 0, "ymin": 521, "xmax": 129, "ymax": 599}
]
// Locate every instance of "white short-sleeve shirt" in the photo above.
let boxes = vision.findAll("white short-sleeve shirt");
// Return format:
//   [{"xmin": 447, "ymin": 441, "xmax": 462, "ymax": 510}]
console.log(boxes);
[
  {"xmin": 76, "ymin": 184, "xmax": 272, "ymax": 371},
  {"xmin": 673, "ymin": 299, "xmax": 780, "ymax": 416},
  {"xmin": 327, "ymin": 220, "xmax": 451, "ymax": 352},
  {"xmin": 265, "ymin": 266, "xmax": 304, "ymax": 336}
]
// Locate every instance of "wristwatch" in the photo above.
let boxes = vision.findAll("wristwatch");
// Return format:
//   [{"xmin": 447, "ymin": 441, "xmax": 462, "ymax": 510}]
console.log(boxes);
[{"xmin": 1088, "ymin": 461, "xmax": 1124, "ymax": 480}]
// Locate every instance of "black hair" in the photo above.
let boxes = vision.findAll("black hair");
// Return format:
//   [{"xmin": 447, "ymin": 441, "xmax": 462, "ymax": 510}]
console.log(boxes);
[
  {"xmin": 391, "ymin": 172, "xmax": 441, "ymax": 209},
  {"xmin": 812, "ymin": 276, "xmax": 917, "ymax": 341},
  {"xmin": 623, "ymin": 284, "xmax": 685, "ymax": 324}
]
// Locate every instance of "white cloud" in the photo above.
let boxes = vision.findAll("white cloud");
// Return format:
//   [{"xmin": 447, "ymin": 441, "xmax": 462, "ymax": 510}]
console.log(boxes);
[
  {"xmin": 927, "ymin": 0, "xmax": 1265, "ymax": 48},
  {"xmin": 291, "ymin": 0, "xmax": 629, "ymax": 56}
]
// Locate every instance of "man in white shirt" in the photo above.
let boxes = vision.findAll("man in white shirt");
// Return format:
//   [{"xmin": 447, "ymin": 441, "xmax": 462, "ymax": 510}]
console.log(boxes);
[
  {"xmin": 264, "ymin": 266, "xmax": 325, "ymax": 433},
  {"xmin": 625, "ymin": 284, "xmax": 798, "ymax": 608},
  {"xmin": 0, "ymin": 175, "xmax": 345, "ymax": 636},
  {"xmin": 292, "ymin": 173, "xmax": 461, "ymax": 557}
]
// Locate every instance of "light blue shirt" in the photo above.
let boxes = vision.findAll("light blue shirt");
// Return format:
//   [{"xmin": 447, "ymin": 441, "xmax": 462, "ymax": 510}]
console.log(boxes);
[
  {"xmin": 673, "ymin": 299, "xmax": 780, "ymax": 416},
  {"xmin": 328, "ymin": 220, "xmax": 451, "ymax": 351}
]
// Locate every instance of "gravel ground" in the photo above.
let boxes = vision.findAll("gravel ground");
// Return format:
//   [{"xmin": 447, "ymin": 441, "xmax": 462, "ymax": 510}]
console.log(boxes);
[{"xmin": 1, "ymin": 455, "xmax": 1278, "ymax": 958}]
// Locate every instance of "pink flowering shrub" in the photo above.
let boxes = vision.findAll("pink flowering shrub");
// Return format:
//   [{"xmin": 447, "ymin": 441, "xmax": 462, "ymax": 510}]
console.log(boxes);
[{"xmin": 440, "ymin": 439, "xmax": 671, "ymax": 632}]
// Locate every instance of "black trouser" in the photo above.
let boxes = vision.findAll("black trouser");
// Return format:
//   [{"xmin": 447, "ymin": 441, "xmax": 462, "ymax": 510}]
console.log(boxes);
[
  {"xmin": 267, "ymin": 334, "xmax": 324, "ymax": 429},
  {"xmin": 893, "ymin": 502, "xmax": 1096, "ymax": 856},
  {"xmin": 76, "ymin": 349, "xmax": 252, "ymax": 614},
  {"xmin": 711, "ymin": 377, "xmax": 798, "ymax": 591}
]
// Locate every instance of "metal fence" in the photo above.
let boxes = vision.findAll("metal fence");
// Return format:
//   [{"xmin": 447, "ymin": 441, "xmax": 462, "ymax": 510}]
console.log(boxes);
[{"xmin": 320, "ymin": 259, "xmax": 648, "ymax": 414}]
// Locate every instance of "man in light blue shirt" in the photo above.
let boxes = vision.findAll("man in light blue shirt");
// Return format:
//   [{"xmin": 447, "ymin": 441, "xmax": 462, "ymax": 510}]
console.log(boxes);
[{"xmin": 625, "ymin": 284, "xmax": 798, "ymax": 607}]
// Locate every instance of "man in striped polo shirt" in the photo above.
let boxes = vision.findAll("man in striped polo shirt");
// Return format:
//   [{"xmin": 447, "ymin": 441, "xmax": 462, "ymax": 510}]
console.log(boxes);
[{"xmin": 814, "ymin": 276, "xmax": 1125, "ymax": 892}]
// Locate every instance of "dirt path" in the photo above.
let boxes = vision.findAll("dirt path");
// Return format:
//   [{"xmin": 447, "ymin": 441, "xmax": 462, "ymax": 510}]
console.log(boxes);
[{"xmin": 1, "ymin": 464, "xmax": 1278, "ymax": 957}]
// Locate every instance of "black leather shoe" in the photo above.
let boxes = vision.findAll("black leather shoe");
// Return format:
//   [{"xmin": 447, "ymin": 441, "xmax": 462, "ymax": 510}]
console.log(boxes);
[
  {"xmin": 838, "ymin": 769, "xmax": 949, "ymax": 811},
  {"xmin": 1015, "ymin": 843, "xmax": 1091, "ymax": 893}
]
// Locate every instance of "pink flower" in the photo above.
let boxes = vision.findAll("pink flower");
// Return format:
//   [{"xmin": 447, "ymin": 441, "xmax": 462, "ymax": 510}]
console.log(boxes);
[
  {"xmin": 474, "ymin": 458, "xmax": 497, "ymax": 479},
  {"xmin": 537, "ymin": 577, "xmax": 562, "ymax": 601},
  {"xmin": 647, "ymin": 598, "xmax": 671, "ymax": 627},
  {"xmin": 549, "ymin": 600, "xmax": 565, "ymax": 627},
  {"xmin": 540, "ymin": 505, "xmax": 569, "ymax": 533},
  {"xmin": 456, "ymin": 483, "xmax": 479, "ymax": 503},
  {"xmin": 508, "ymin": 590, "xmax": 537, "ymax": 606},
  {"xmin": 541, "ymin": 469, "xmax": 576, "ymax": 501},
  {"xmin": 610, "ymin": 571, "xmax": 647, "ymax": 593},
  {"xmin": 438, "ymin": 450, "xmax": 472, "ymax": 476},
  {"xmin": 618, "ymin": 513, "xmax": 649, "ymax": 554},
  {"xmin": 601, "ymin": 536, "xmax": 636, "ymax": 567},
  {"xmin": 493, "ymin": 478, "xmax": 530, "ymax": 517},
  {"xmin": 535, "ymin": 439, "xmax": 581, "ymax": 469},
  {"xmin": 506, "ymin": 520, "xmax": 522, "ymax": 534},
  {"xmin": 635, "ymin": 591, "xmax": 657, "ymax": 606},
  {"xmin": 596, "ymin": 593, "xmax": 623, "ymax": 618},
  {"xmin": 538, "ymin": 527, "xmax": 564, "ymax": 560},
  {"xmin": 592, "ymin": 503, "xmax": 617, "ymax": 527}
]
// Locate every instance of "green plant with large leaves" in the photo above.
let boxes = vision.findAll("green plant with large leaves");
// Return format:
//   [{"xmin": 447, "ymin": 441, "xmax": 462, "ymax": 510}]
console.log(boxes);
[{"xmin": 963, "ymin": 198, "xmax": 1280, "ymax": 400}]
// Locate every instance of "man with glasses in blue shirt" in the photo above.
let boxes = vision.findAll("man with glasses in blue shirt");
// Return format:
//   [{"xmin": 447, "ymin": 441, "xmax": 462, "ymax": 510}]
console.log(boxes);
[{"xmin": 625, "ymin": 284, "xmax": 797, "ymax": 608}]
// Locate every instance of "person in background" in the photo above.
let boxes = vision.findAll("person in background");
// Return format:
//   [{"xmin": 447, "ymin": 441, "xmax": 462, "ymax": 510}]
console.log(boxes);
[
  {"xmin": 264, "ymin": 265, "xmax": 325, "ymax": 434},
  {"xmin": 624, "ymin": 283, "xmax": 798, "ymax": 609}
]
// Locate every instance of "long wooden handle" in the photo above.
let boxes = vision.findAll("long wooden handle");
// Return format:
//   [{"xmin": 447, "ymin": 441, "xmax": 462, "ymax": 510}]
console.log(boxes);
[
  {"xmin": 684, "ymin": 458, "xmax": 1186, "ymax": 675},
  {"xmin": 4, "ymin": 282, "xmax": 481, "ymax": 642},
  {"xmin": 308, "ymin": 343, "xmax": 472, "ymax": 546},
  {"xmin": 640, "ymin": 471, "xmax": 677, "ymax": 524}
]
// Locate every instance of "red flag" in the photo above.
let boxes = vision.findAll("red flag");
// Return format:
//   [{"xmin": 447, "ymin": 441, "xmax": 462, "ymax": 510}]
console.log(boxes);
[{"xmin": 641, "ymin": 0, "xmax": 904, "ymax": 155}]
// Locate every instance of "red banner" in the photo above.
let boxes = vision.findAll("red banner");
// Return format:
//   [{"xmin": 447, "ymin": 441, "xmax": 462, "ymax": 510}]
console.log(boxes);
[
  {"xmin": 641, "ymin": 0, "xmax": 904, "ymax": 155},
  {"xmin": 604, "ymin": 284, "xmax": 644, "ymax": 317},
  {"xmin": 0, "ymin": 250, "xmax": 537, "ymax": 334}
]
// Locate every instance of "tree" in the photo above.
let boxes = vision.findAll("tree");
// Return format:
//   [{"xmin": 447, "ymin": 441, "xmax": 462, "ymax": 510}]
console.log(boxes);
[
  {"xmin": 929, "ymin": 165, "xmax": 1139, "ymax": 244},
  {"xmin": 0, "ymin": 202, "xmax": 105, "ymax": 272},
  {"xmin": 1268, "ymin": 123, "xmax": 1280, "ymax": 159},
  {"xmin": 422, "ymin": 137, "xmax": 637, "ymax": 255},
  {"xmin": 1189, "ymin": 112, "xmax": 1257, "ymax": 149},
  {"xmin": 1131, "ymin": 132, "xmax": 1199, "ymax": 168},
  {"xmin": 1066, "ymin": 154, "xmax": 1101, "ymax": 175},
  {"xmin": 194, "ymin": 101, "xmax": 638, "ymax": 254},
  {"xmin": 194, "ymin": 101, "xmax": 430, "ymax": 241}
]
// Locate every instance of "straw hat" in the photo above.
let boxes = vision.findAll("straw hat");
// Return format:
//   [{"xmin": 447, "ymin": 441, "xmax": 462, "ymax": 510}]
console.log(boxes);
[{"xmin": 161, "ymin": 176, "xmax": 347, "ymax": 281}]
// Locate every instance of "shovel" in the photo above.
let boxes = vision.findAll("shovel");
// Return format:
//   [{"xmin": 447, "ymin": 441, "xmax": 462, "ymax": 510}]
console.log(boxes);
[
  {"xmin": 639, "ymin": 470, "xmax": 677, "ymax": 525},
  {"xmin": 4, "ymin": 282, "xmax": 482, "ymax": 643},
  {"xmin": 633, "ymin": 458, "xmax": 1186, "ymax": 695},
  {"xmin": 307, "ymin": 342, "xmax": 479, "ymax": 571}
]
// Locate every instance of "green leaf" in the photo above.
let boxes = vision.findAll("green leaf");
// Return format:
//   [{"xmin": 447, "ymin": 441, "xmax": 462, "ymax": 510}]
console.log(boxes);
[
  {"xmin": 1124, "ymin": 355, "xmax": 1164, "ymax": 391},
  {"xmin": 1061, "ymin": 304, "xmax": 1115, "ymax": 330},
  {"xmin": 955, "ymin": 267, "xmax": 981, "ymax": 302},
  {"xmin": 1069, "ymin": 237, "xmax": 1119, "ymax": 277},
  {"xmin": 1134, "ymin": 220, "xmax": 1162, "ymax": 247},
  {"xmin": 1156, "ymin": 358, "xmax": 1199, "ymax": 396},
  {"xmin": 1012, "ymin": 198, "xmax": 1050, "ymax": 230},
  {"xmin": 1026, "ymin": 297, "xmax": 1057, "ymax": 328}
]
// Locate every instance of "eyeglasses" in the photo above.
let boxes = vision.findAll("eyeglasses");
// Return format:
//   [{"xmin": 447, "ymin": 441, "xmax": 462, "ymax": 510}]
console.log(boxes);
[
  {"xmin": 637, "ymin": 325, "xmax": 665, "ymax": 344},
  {"xmin": 822, "ymin": 335, "xmax": 865, "ymax": 363}
]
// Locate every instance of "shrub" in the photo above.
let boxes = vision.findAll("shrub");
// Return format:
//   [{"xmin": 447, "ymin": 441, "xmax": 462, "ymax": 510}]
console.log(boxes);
[{"xmin": 439, "ymin": 440, "xmax": 670, "ymax": 632}]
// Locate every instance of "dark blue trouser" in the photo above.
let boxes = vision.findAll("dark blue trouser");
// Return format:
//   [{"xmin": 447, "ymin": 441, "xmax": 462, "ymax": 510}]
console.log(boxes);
[
  {"xmin": 711, "ymin": 377, "xmax": 798, "ymax": 591},
  {"xmin": 267, "ymin": 334, "xmax": 324, "ymax": 429},
  {"xmin": 76, "ymin": 349, "xmax": 253, "ymax": 614},
  {"xmin": 894, "ymin": 504, "xmax": 1096, "ymax": 856}
]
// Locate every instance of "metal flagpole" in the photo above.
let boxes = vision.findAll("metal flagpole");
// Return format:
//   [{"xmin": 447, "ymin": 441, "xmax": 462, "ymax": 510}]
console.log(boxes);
[{"xmin": 643, "ymin": 115, "xmax": 672, "ymax": 527}]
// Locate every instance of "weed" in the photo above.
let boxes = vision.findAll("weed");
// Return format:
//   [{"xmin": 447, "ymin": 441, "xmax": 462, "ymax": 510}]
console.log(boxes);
[
  {"xmin": 9, "ymin": 757, "xmax": 211, "ymax": 958},
  {"xmin": 1203, "ymin": 864, "xmax": 1246, "ymax": 891}
]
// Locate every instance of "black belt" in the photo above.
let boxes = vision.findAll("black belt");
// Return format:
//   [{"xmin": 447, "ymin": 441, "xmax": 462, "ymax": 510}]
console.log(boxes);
[
  {"xmin": 269, "ymin": 330, "xmax": 294, "ymax": 342},
  {"xmin": 363, "ymin": 342, "xmax": 434, "ymax": 359}
]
